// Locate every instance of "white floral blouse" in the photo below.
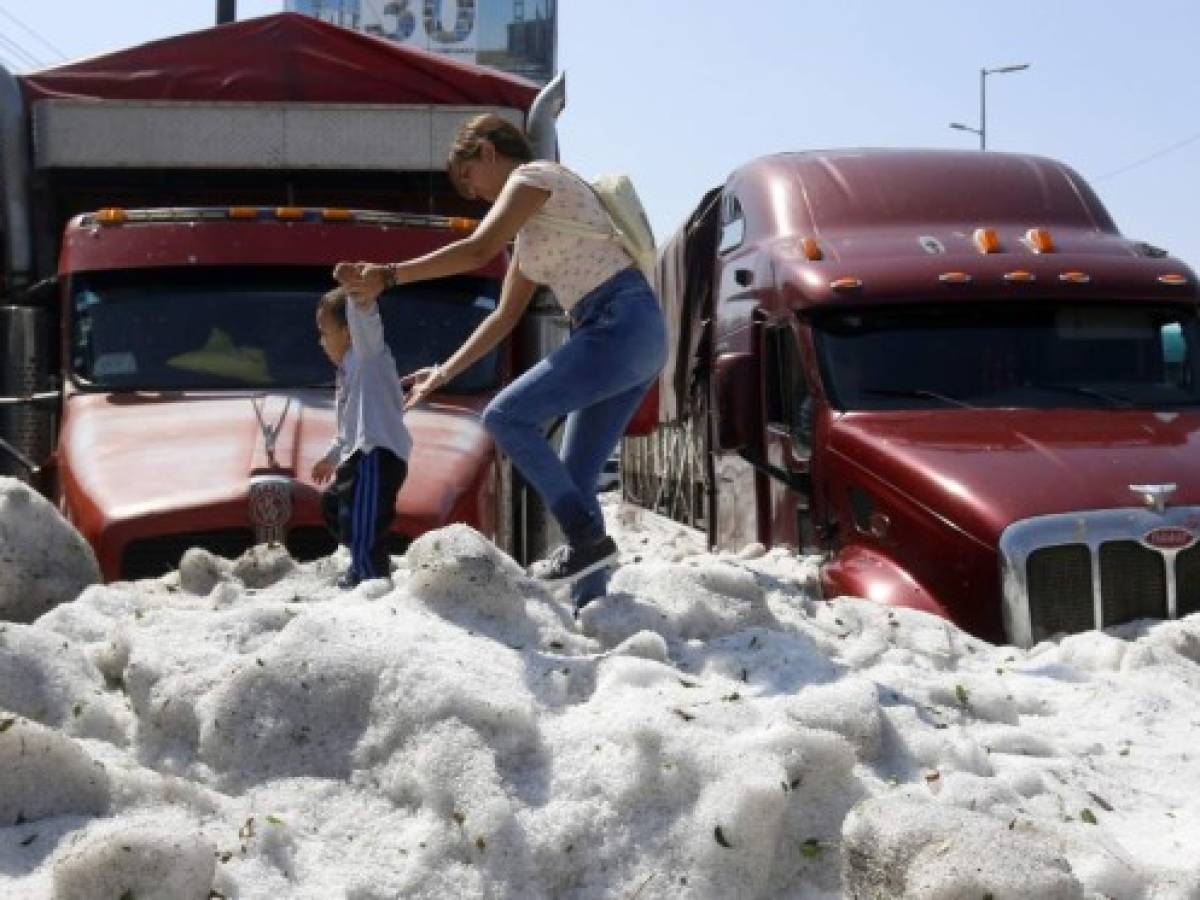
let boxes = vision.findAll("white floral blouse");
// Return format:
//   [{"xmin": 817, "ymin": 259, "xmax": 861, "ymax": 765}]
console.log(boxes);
[{"xmin": 509, "ymin": 161, "xmax": 634, "ymax": 312}]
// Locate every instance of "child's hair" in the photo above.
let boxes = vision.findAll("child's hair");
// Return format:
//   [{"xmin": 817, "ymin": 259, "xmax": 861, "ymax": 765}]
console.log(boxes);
[{"xmin": 318, "ymin": 286, "xmax": 349, "ymax": 329}]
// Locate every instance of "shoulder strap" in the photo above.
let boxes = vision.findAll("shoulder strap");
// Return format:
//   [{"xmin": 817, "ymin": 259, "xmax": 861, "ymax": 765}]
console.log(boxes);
[{"xmin": 526, "ymin": 160, "xmax": 620, "ymax": 241}]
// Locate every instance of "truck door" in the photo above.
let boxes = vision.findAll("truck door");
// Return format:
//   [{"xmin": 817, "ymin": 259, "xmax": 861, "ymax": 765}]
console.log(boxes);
[
  {"xmin": 762, "ymin": 320, "xmax": 818, "ymax": 552},
  {"xmin": 709, "ymin": 190, "xmax": 764, "ymax": 551}
]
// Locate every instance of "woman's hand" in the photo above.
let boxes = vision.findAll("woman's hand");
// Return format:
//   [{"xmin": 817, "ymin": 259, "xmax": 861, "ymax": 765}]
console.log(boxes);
[
  {"xmin": 333, "ymin": 262, "xmax": 392, "ymax": 305},
  {"xmin": 402, "ymin": 365, "xmax": 449, "ymax": 410}
]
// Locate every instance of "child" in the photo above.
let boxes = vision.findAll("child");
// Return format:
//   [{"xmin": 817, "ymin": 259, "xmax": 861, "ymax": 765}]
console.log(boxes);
[{"xmin": 312, "ymin": 286, "xmax": 411, "ymax": 588}]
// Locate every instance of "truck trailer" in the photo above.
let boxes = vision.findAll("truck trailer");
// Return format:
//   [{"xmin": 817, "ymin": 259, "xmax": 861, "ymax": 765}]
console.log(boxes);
[
  {"xmin": 0, "ymin": 13, "xmax": 586, "ymax": 584},
  {"xmin": 627, "ymin": 149, "xmax": 1200, "ymax": 646}
]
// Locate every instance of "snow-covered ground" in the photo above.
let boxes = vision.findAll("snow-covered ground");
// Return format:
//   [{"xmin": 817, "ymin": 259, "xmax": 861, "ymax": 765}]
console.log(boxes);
[{"xmin": 4, "ymin": 484, "xmax": 1200, "ymax": 899}]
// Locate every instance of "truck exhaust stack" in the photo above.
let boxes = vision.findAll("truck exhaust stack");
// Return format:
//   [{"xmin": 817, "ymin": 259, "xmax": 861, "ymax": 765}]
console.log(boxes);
[{"xmin": 0, "ymin": 64, "xmax": 32, "ymax": 295}]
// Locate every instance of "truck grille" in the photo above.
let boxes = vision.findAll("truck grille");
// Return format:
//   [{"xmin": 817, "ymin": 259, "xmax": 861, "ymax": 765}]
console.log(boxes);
[
  {"xmin": 121, "ymin": 529, "xmax": 255, "ymax": 580},
  {"xmin": 1098, "ymin": 541, "xmax": 1167, "ymax": 626},
  {"xmin": 1177, "ymin": 544, "xmax": 1200, "ymax": 617},
  {"xmin": 1026, "ymin": 546, "xmax": 1093, "ymax": 636},
  {"xmin": 1001, "ymin": 507, "xmax": 1200, "ymax": 647},
  {"xmin": 283, "ymin": 526, "xmax": 339, "ymax": 562},
  {"xmin": 285, "ymin": 526, "xmax": 410, "ymax": 560},
  {"xmin": 120, "ymin": 526, "xmax": 411, "ymax": 581}
]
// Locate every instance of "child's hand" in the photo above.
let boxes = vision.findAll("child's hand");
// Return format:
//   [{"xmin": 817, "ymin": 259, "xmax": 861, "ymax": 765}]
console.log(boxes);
[
  {"xmin": 332, "ymin": 261, "xmax": 390, "ymax": 306},
  {"xmin": 311, "ymin": 458, "xmax": 336, "ymax": 485},
  {"xmin": 403, "ymin": 365, "xmax": 449, "ymax": 410}
]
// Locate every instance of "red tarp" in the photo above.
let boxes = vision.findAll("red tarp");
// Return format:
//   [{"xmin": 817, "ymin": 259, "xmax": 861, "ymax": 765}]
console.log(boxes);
[{"xmin": 20, "ymin": 12, "xmax": 539, "ymax": 110}]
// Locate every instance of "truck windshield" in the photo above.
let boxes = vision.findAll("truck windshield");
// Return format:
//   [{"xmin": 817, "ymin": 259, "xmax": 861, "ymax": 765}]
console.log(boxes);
[
  {"xmin": 69, "ymin": 272, "xmax": 502, "ymax": 392},
  {"xmin": 815, "ymin": 302, "xmax": 1200, "ymax": 410}
]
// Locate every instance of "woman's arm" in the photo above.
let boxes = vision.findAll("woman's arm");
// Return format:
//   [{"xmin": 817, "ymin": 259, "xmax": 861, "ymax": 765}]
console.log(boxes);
[
  {"xmin": 335, "ymin": 178, "xmax": 549, "ymax": 300},
  {"xmin": 404, "ymin": 261, "xmax": 538, "ymax": 409}
]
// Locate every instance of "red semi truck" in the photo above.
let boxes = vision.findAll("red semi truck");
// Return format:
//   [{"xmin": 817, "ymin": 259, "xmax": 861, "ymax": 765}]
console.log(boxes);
[
  {"xmin": 0, "ymin": 13, "xmax": 584, "ymax": 580},
  {"xmin": 627, "ymin": 149, "xmax": 1200, "ymax": 646}
]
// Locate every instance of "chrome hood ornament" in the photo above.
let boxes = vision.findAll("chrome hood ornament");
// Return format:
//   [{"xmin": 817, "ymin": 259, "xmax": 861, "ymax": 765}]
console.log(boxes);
[
  {"xmin": 248, "ymin": 395, "xmax": 294, "ymax": 544},
  {"xmin": 1130, "ymin": 483, "xmax": 1177, "ymax": 515},
  {"xmin": 249, "ymin": 474, "xmax": 292, "ymax": 545},
  {"xmin": 251, "ymin": 394, "xmax": 292, "ymax": 467}
]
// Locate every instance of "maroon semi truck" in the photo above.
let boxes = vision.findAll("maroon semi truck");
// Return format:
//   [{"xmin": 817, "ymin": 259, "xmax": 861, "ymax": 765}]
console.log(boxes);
[
  {"xmin": 0, "ymin": 14, "xmax": 599, "ymax": 581},
  {"xmin": 627, "ymin": 149, "xmax": 1200, "ymax": 646}
]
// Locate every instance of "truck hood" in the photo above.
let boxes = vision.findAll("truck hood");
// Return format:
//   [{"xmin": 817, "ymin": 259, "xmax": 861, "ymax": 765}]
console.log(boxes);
[
  {"xmin": 61, "ymin": 390, "xmax": 493, "ymax": 533},
  {"xmin": 829, "ymin": 408, "xmax": 1200, "ymax": 544}
]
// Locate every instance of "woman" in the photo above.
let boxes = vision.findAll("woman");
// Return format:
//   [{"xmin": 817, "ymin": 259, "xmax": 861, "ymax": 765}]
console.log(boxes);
[{"xmin": 334, "ymin": 114, "xmax": 666, "ymax": 605}]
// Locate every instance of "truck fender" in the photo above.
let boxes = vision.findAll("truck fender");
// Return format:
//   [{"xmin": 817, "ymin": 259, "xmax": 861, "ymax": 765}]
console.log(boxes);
[{"xmin": 820, "ymin": 543, "xmax": 950, "ymax": 620}]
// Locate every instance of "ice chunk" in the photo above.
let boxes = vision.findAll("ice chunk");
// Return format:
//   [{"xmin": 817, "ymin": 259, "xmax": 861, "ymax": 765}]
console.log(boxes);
[
  {"xmin": 0, "ymin": 716, "xmax": 110, "ymax": 825},
  {"xmin": 0, "ymin": 477, "xmax": 99, "ymax": 621}
]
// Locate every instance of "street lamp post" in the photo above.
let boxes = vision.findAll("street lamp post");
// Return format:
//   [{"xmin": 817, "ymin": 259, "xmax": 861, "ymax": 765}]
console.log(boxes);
[{"xmin": 949, "ymin": 63, "xmax": 1029, "ymax": 150}]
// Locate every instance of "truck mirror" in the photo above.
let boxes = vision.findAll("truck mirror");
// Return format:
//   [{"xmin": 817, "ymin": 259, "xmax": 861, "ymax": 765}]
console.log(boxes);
[
  {"xmin": 788, "ymin": 395, "xmax": 814, "ymax": 461},
  {"xmin": 713, "ymin": 351, "xmax": 759, "ymax": 451}
]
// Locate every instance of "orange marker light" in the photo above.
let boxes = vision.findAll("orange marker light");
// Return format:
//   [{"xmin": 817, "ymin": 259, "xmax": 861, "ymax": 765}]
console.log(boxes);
[
  {"xmin": 800, "ymin": 237, "xmax": 823, "ymax": 261},
  {"xmin": 274, "ymin": 207, "xmax": 305, "ymax": 221},
  {"xmin": 830, "ymin": 277, "xmax": 863, "ymax": 291},
  {"xmin": 96, "ymin": 208, "xmax": 127, "ymax": 226},
  {"xmin": 1059, "ymin": 271, "xmax": 1091, "ymax": 284},
  {"xmin": 939, "ymin": 271, "xmax": 972, "ymax": 284},
  {"xmin": 1159, "ymin": 273, "xmax": 1189, "ymax": 286},
  {"xmin": 1003, "ymin": 270, "xmax": 1036, "ymax": 283},
  {"xmin": 1025, "ymin": 227, "xmax": 1055, "ymax": 253},
  {"xmin": 973, "ymin": 227, "xmax": 1000, "ymax": 254},
  {"xmin": 321, "ymin": 208, "xmax": 354, "ymax": 222},
  {"xmin": 448, "ymin": 217, "xmax": 479, "ymax": 233},
  {"xmin": 228, "ymin": 207, "xmax": 258, "ymax": 220}
]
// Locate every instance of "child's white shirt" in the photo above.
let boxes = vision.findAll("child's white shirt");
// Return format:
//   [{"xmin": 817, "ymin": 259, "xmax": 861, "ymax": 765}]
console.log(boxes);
[{"xmin": 324, "ymin": 299, "xmax": 411, "ymax": 464}]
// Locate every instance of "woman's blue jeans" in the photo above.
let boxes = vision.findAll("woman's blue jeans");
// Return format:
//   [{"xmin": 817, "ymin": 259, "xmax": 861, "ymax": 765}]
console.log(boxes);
[{"xmin": 482, "ymin": 267, "xmax": 667, "ymax": 603}]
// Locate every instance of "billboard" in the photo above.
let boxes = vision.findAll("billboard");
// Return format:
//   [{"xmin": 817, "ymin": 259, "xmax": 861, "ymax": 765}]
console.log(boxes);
[{"xmin": 286, "ymin": 1, "xmax": 557, "ymax": 85}]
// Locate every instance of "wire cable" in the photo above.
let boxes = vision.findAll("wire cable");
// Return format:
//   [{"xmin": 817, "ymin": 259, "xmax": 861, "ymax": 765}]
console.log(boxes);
[
  {"xmin": 1094, "ymin": 131, "xmax": 1200, "ymax": 183},
  {"xmin": 0, "ymin": 40, "xmax": 38, "ymax": 72},
  {"xmin": 0, "ymin": 4, "xmax": 67, "ymax": 61},
  {"xmin": 0, "ymin": 31, "xmax": 44, "ymax": 69}
]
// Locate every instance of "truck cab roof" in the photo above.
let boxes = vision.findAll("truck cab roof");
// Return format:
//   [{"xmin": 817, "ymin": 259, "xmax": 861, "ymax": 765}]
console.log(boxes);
[
  {"xmin": 729, "ymin": 149, "xmax": 1115, "ymax": 238},
  {"xmin": 717, "ymin": 149, "xmax": 1197, "ymax": 309}
]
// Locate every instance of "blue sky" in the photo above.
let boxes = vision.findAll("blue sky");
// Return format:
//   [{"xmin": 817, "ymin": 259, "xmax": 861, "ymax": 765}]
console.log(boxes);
[{"xmin": 5, "ymin": 1, "xmax": 1199, "ymax": 267}]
